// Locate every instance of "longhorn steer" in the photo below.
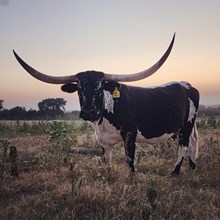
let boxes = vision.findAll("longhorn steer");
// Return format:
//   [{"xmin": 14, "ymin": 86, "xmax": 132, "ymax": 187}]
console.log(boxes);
[{"xmin": 13, "ymin": 34, "xmax": 200, "ymax": 175}]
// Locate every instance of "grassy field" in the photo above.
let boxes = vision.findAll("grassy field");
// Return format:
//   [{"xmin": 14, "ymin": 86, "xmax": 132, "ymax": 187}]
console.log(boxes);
[{"xmin": 0, "ymin": 120, "xmax": 220, "ymax": 220}]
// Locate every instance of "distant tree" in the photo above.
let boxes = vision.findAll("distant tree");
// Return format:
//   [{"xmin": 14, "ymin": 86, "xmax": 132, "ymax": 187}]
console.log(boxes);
[
  {"xmin": 198, "ymin": 105, "xmax": 220, "ymax": 117},
  {"xmin": 0, "ymin": 109, "xmax": 9, "ymax": 119},
  {"xmin": 8, "ymin": 106, "xmax": 27, "ymax": 120},
  {"xmin": 0, "ymin": 99, "xmax": 4, "ymax": 111},
  {"xmin": 26, "ymin": 109, "xmax": 39, "ymax": 120},
  {"xmin": 38, "ymin": 98, "xmax": 66, "ymax": 118}
]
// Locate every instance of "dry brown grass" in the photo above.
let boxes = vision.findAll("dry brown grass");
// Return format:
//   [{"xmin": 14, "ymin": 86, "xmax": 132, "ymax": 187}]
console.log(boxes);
[{"xmin": 0, "ymin": 126, "xmax": 220, "ymax": 220}]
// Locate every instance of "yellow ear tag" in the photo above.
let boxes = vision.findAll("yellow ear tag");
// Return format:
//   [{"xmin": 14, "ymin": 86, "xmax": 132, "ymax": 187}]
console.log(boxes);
[{"xmin": 113, "ymin": 87, "xmax": 120, "ymax": 98}]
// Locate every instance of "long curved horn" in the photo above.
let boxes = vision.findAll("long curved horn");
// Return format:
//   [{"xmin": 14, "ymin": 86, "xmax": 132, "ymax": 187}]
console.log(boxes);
[
  {"xmin": 104, "ymin": 33, "xmax": 175, "ymax": 82},
  {"xmin": 13, "ymin": 50, "xmax": 77, "ymax": 84}
]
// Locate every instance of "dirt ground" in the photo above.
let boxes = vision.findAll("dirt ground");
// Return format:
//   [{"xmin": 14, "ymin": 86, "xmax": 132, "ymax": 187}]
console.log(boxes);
[{"xmin": 0, "ymin": 127, "xmax": 220, "ymax": 219}]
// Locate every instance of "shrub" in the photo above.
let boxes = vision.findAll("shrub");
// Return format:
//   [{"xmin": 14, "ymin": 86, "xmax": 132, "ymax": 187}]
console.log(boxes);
[
  {"xmin": 196, "ymin": 116, "xmax": 220, "ymax": 129},
  {"xmin": 47, "ymin": 121, "xmax": 72, "ymax": 152}
]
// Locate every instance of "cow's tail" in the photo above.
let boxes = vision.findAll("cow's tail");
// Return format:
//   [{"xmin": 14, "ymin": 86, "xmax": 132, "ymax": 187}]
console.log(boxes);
[
  {"xmin": 188, "ymin": 122, "xmax": 199, "ymax": 165},
  {"xmin": 194, "ymin": 123, "xmax": 199, "ymax": 159}
]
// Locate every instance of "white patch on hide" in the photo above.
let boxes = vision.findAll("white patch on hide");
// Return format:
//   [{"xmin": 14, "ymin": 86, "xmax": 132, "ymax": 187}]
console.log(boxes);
[
  {"xmin": 104, "ymin": 90, "xmax": 114, "ymax": 113},
  {"xmin": 188, "ymin": 98, "xmax": 196, "ymax": 123},
  {"xmin": 179, "ymin": 81, "xmax": 190, "ymax": 89}
]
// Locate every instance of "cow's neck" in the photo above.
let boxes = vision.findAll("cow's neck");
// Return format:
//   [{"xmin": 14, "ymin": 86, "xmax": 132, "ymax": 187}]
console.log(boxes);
[{"xmin": 101, "ymin": 89, "xmax": 126, "ymax": 131}]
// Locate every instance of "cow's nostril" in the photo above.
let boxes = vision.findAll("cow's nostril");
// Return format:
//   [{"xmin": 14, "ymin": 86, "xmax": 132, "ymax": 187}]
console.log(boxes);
[{"xmin": 82, "ymin": 109, "xmax": 95, "ymax": 115}]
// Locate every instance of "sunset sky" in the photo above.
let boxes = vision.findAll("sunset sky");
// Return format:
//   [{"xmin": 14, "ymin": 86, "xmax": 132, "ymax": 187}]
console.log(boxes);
[{"xmin": 1, "ymin": 0, "xmax": 220, "ymax": 111}]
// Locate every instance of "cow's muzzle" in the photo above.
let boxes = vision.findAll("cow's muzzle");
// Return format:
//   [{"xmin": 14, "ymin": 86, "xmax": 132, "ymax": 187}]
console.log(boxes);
[{"xmin": 80, "ymin": 108, "xmax": 99, "ymax": 122}]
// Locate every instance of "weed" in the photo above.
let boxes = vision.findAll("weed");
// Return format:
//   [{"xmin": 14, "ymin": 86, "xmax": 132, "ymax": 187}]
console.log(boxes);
[
  {"xmin": 47, "ymin": 121, "xmax": 72, "ymax": 153},
  {"xmin": 147, "ymin": 182, "xmax": 158, "ymax": 210},
  {"xmin": 0, "ymin": 139, "xmax": 18, "ymax": 188},
  {"xmin": 0, "ymin": 139, "xmax": 11, "ymax": 158}
]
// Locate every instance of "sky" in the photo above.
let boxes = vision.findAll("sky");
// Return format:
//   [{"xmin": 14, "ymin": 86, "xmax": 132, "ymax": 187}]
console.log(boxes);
[{"xmin": 1, "ymin": 0, "xmax": 220, "ymax": 111}]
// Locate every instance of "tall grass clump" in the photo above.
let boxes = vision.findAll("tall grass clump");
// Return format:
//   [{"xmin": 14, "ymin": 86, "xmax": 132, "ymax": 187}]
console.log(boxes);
[
  {"xmin": 47, "ymin": 121, "xmax": 72, "ymax": 152},
  {"xmin": 197, "ymin": 116, "xmax": 220, "ymax": 129},
  {"xmin": 0, "ymin": 121, "xmax": 49, "ymax": 137}
]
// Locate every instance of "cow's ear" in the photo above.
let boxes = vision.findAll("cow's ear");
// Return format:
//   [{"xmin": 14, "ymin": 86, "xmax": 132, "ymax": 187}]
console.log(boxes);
[
  {"xmin": 104, "ymin": 80, "xmax": 120, "ymax": 93},
  {"xmin": 61, "ymin": 83, "xmax": 77, "ymax": 93}
]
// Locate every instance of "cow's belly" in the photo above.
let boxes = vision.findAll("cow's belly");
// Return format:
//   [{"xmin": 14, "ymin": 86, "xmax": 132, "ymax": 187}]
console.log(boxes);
[
  {"xmin": 136, "ymin": 131, "xmax": 174, "ymax": 144},
  {"xmin": 94, "ymin": 118, "xmax": 174, "ymax": 146}
]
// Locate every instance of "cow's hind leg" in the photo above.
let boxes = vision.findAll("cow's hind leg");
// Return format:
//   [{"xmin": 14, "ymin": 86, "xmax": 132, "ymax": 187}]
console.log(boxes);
[
  {"xmin": 172, "ymin": 123, "xmax": 194, "ymax": 176},
  {"xmin": 172, "ymin": 141, "xmax": 187, "ymax": 176}
]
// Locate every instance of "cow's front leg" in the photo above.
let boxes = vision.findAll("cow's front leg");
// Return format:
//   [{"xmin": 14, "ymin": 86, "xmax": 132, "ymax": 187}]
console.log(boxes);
[
  {"xmin": 122, "ymin": 131, "xmax": 137, "ymax": 173},
  {"xmin": 102, "ymin": 145, "xmax": 113, "ymax": 165}
]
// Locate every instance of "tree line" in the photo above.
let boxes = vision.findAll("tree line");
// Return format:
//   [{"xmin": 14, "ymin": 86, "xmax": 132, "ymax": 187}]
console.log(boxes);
[
  {"xmin": 197, "ymin": 105, "xmax": 220, "ymax": 117},
  {"xmin": 0, "ymin": 98, "xmax": 79, "ymax": 120},
  {"xmin": 0, "ymin": 99, "xmax": 220, "ymax": 120}
]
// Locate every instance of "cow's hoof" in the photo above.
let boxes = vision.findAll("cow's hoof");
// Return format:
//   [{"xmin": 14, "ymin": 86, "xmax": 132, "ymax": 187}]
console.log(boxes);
[
  {"xmin": 189, "ymin": 158, "xmax": 196, "ymax": 170},
  {"xmin": 171, "ymin": 170, "xmax": 180, "ymax": 177},
  {"xmin": 189, "ymin": 165, "xmax": 196, "ymax": 170}
]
